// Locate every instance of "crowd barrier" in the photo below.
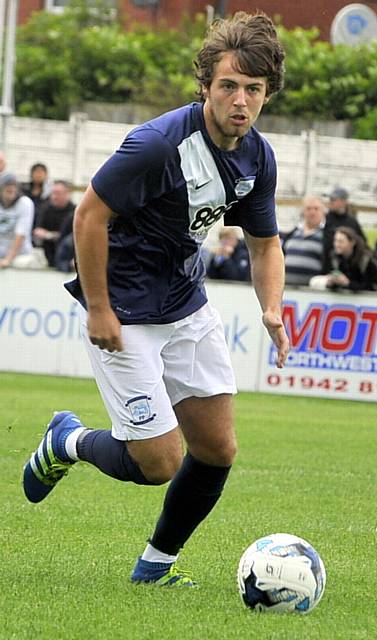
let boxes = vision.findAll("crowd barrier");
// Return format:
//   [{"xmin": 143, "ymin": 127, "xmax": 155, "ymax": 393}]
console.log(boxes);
[{"xmin": 1, "ymin": 270, "xmax": 376, "ymax": 402}]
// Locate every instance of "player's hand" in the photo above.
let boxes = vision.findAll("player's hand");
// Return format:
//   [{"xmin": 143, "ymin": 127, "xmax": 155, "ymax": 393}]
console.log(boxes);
[
  {"xmin": 87, "ymin": 307, "xmax": 124, "ymax": 352},
  {"xmin": 262, "ymin": 310, "xmax": 290, "ymax": 369}
]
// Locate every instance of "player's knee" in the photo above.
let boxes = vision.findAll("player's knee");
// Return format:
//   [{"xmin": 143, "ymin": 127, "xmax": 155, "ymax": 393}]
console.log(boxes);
[
  {"xmin": 190, "ymin": 436, "xmax": 237, "ymax": 467},
  {"xmin": 215, "ymin": 439, "xmax": 237, "ymax": 467},
  {"xmin": 140, "ymin": 450, "xmax": 183, "ymax": 485}
]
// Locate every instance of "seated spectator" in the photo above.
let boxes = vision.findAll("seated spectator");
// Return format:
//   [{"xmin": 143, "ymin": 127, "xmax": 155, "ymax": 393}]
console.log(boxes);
[
  {"xmin": 207, "ymin": 227, "xmax": 250, "ymax": 282},
  {"xmin": 0, "ymin": 175, "xmax": 34, "ymax": 268},
  {"xmin": 282, "ymin": 195, "xmax": 326, "ymax": 286},
  {"xmin": 22, "ymin": 162, "xmax": 51, "ymax": 224},
  {"xmin": 33, "ymin": 180, "xmax": 75, "ymax": 267},
  {"xmin": 310, "ymin": 226, "xmax": 377, "ymax": 292},
  {"xmin": 323, "ymin": 187, "xmax": 366, "ymax": 272},
  {"xmin": 55, "ymin": 209, "xmax": 75, "ymax": 272}
]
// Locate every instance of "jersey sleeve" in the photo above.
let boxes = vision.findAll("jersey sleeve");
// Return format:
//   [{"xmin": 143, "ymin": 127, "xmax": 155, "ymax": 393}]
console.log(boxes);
[
  {"xmin": 224, "ymin": 138, "xmax": 278, "ymax": 237},
  {"xmin": 91, "ymin": 127, "xmax": 175, "ymax": 216}
]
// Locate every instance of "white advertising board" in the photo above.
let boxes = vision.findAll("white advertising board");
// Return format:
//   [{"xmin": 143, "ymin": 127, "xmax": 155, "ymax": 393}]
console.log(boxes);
[
  {"xmin": 0, "ymin": 271, "xmax": 263, "ymax": 390},
  {"xmin": 1, "ymin": 270, "xmax": 376, "ymax": 402},
  {"xmin": 0, "ymin": 270, "xmax": 92, "ymax": 377},
  {"xmin": 258, "ymin": 288, "xmax": 377, "ymax": 402},
  {"xmin": 205, "ymin": 281, "xmax": 264, "ymax": 391}
]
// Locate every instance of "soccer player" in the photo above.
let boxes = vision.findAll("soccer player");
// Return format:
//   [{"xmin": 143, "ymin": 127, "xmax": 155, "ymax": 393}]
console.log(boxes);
[{"xmin": 23, "ymin": 11, "xmax": 289, "ymax": 586}]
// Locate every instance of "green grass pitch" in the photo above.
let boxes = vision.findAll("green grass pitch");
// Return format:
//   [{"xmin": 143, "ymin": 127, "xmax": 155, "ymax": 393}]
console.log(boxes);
[{"xmin": 1, "ymin": 372, "xmax": 376, "ymax": 639}]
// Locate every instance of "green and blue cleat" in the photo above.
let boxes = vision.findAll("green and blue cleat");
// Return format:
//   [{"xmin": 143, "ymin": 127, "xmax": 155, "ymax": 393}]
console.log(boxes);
[
  {"xmin": 131, "ymin": 558, "xmax": 195, "ymax": 587},
  {"xmin": 23, "ymin": 411, "xmax": 83, "ymax": 503}
]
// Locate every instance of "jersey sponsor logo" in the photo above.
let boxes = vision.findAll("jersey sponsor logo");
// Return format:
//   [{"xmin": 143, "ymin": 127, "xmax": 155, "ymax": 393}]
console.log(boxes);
[
  {"xmin": 126, "ymin": 395, "xmax": 156, "ymax": 425},
  {"xmin": 189, "ymin": 200, "xmax": 237, "ymax": 236},
  {"xmin": 235, "ymin": 176, "xmax": 256, "ymax": 198}
]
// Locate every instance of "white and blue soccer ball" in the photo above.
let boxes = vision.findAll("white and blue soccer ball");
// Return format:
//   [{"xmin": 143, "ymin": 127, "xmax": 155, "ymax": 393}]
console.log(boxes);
[{"xmin": 237, "ymin": 533, "xmax": 326, "ymax": 614}]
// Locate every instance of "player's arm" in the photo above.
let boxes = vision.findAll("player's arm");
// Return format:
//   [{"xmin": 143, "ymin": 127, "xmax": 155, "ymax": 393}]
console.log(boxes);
[
  {"xmin": 74, "ymin": 184, "xmax": 123, "ymax": 352},
  {"xmin": 243, "ymin": 230, "xmax": 289, "ymax": 368}
]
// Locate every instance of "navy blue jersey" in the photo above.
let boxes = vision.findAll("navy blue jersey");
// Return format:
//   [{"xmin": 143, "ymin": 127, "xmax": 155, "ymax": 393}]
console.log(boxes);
[{"xmin": 66, "ymin": 102, "xmax": 278, "ymax": 324}]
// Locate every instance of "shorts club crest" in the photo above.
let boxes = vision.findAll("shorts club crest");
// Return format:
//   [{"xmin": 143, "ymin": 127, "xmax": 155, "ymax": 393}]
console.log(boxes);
[{"xmin": 127, "ymin": 396, "xmax": 156, "ymax": 425}]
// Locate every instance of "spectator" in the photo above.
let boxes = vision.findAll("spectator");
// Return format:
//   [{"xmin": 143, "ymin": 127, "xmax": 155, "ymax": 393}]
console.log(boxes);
[
  {"xmin": 33, "ymin": 180, "xmax": 75, "ymax": 267},
  {"xmin": 311, "ymin": 226, "xmax": 377, "ymax": 292},
  {"xmin": 22, "ymin": 163, "xmax": 51, "ymax": 224},
  {"xmin": 55, "ymin": 209, "xmax": 75, "ymax": 272},
  {"xmin": 323, "ymin": 187, "xmax": 366, "ymax": 272},
  {"xmin": 0, "ymin": 175, "xmax": 34, "ymax": 268},
  {"xmin": 207, "ymin": 227, "xmax": 250, "ymax": 282},
  {"xmin": 283, "ymin": 195, "xmax": 325, "ymax": 286}
]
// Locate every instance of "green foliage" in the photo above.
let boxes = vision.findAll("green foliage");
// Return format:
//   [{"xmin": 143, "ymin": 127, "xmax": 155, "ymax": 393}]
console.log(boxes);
[
  {"xmin": 354, "ymin": 108, "xmax": 377, "ymax": 140},
  {"xmin": 72, "ymin": 26, "xmax": 146, "ymax": 103},
  {"xmin": 14, "ymin": 5, "xmax": 377, "ymax": 137},
  {"xmin": 268, "ymin": 26, "xmax": 377, "ymax": 133},
  {"xmin": 15, "ymin": 2, "xmax": 204, "ymax": 119},
  {"xmin": 16, "ymin": 11, "xmax": 80, "ymax": 119}
]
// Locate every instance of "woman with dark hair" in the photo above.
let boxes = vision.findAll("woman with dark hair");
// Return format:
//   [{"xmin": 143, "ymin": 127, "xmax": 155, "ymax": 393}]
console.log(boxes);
[
  {"xmin": 22, "ymin": 162, "xmax": 51, "ymax": 225},
  {"xmin": 327, "ymin": 226, "xmax": 377, "ymax": 291}
]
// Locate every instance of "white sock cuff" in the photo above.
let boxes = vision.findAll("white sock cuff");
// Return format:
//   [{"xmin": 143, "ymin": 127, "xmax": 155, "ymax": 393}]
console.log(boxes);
[
  {"xmin": 141, "ymin": 543, "xmax": 178, "ymax": 565},
  {"xmin": 65, "ymin": 427, "xmax": 86, "ymax": 461}
]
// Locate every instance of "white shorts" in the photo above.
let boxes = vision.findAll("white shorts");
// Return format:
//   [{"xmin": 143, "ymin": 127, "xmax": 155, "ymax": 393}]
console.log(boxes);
[{"xmin": 79, "ymin": 302, "xmax": 237, "ymax": 441}]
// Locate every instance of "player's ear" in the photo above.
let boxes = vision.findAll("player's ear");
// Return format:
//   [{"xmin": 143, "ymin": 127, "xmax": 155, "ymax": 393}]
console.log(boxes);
[
  {"xmin": 202, "ymin": 84, "xmax": 209, "ymax": 100},
  {"xmin": 263, "ymin": 95, "xmax": 271, "ymax": 104}
]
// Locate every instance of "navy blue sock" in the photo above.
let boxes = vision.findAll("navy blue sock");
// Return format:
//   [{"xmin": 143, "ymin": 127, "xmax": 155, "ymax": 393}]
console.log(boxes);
[
  {"xmin": 150, "ymin": 452, "xmax": 231, "ymax": 555},
  {"xmin": 77, "ymin": 430, "xmax": 154, "ymax": 485}
]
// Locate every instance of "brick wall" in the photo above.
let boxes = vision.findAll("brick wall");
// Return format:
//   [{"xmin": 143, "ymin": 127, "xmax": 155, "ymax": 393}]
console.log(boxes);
[
  {"xmin": 118, "ymin": 0, "xmax": 377, "ymax": 39},
  {"xmin": 120, "ymin": 0, "xmax": 204, "ymax": 28},
  {"xmin": 226, "ymin": 0, "xmax": 377, "ymax": 40},
  {"xmin": 18, "ymin": 0, "xmax": 42, "ymax": 25},
  {"xmin": 18, "ymin": 0, "xmax": 377, "ymax": 40}
]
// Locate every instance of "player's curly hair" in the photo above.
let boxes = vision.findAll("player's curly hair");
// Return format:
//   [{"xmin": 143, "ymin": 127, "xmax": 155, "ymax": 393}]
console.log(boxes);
[{"xmin": 194, "ymin": 11, "xmax": 285, "ymax": 99}]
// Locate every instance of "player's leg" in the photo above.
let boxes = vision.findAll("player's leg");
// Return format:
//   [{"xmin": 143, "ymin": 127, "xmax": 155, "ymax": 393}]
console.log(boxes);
[
  {"xmin": 76, "ymin": 426, "xmax": 183, "ymax": 484},
  {"xmin": 146, "ymin": 393, "xmax": 236, "ymax": 554},
  {"xmin": 23, "ymin": 319, "xmax": 183, "ymax": 503},
  {"xmin": 133, "ymin": 303, "xmax": 237, "ymax": 584}
]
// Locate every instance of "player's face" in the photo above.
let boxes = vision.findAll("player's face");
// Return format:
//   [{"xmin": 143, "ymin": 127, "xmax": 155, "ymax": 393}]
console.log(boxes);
[{"xmin": 202, "ymin": 52, "xmax": 269, "ymax": 151}]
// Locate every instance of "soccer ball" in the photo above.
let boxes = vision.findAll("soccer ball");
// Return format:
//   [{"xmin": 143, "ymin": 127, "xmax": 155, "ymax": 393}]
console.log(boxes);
[{"xmin": 237, "ymin": 533, "xmax": 326, "ymax": 614}]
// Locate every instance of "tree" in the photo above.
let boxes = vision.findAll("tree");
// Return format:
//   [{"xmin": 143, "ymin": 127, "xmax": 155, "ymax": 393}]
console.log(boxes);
[{"xmin": 14, "ymin": 6, "xmax": 377, "ymax": 139}]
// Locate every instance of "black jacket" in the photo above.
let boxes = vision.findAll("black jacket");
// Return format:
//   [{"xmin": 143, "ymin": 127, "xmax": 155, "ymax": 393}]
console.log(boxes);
[
  {"xmin": 323, "ymin": 209, "xmax": 366, "ymax": 272},
  {"xmin": 207, "ymin": 240, "xmax": 251, "ymax": 282},
  {"xmin": 329, "ymin": 251, "xmax": 377, "ymax": 292}
]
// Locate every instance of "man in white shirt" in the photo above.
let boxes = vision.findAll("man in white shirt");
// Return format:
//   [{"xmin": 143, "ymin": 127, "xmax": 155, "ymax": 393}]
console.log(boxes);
[{"xmin": 0, "ymin": 175, "xmax": 35, "ymax": 268}]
